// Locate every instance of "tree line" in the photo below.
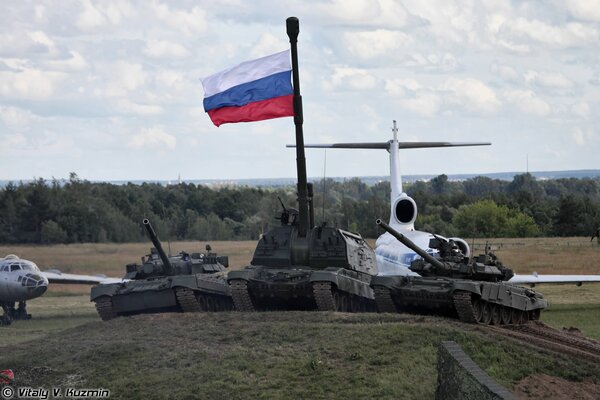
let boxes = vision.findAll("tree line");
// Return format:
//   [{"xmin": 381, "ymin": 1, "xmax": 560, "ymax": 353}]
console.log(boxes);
[{"xmin": 0, "ymin": 172, "xmax": 599, "ymax": 244}]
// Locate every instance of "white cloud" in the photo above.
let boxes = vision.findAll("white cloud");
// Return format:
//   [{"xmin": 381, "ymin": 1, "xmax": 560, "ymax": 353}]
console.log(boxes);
[
  {"xmin": 45, "ymin": 51, "xmax": 88, "ymax": 72},
  {"xmin": 76, "ymin": 0, "xmax": 134, "ymax": 31},
  {"xmin": 0, "ymin": 68, "xmax": 65, "ymax": 100},
  {"xmin": 98, "ymin": 61, "xmax": 146, "ymax": 97},
  {"xmin": 491, "ymin": 63, "xmax": 520, "ymax": 82},
  {"xmin": 384, "ymin": 78, "xmax": 422, "ymax": 96},
  {"xmin": 501, "ymin": 18, "xmax": 598, "ymax": 48},
  {"xmin": 0, "ymin": 106, "xmax": 36, "ymax": 127},
  {"xmin": 27, "ymin": 31, "xmax": 56, "ymax": 53},
  {"xmin": 117, "ymin": 99, "xmax": 164, "ymax": 116},
  {"xmin": 344, "ymin": 29, "xmax": 412, "ymax": 59},
  {"xmin": 401, "ymin": 53, "xmax": 459, "ymax": 72},
  {"xmin": 571, "ymin": 127, "xmax": 596, "ymax": 146},
  {"xmin": 250, "ymin": 33, "xmax": 288, "ymax": 58},
  {"xmin": 400, "ymin": 93, "xmax": 442, "ymax": 117},
  {"xmin": 143, "ymin": 40, "xmax": 189, "ymax": 59},
  {"xmin": 572, "ymin": 101, "xmax": 590, "ymax": 119},
  {"xmin": 2, "ymin": 133, "xmax": 27, "ymax": 147},
  {"xmin": 524, "ymin": 70, "xmax": 574, "ymax": 89},
  {"xmin": 150, "ymin": 2, "xmax": 208, "ymax": 36},
  {"xmin": 441, "ymin": 78, "xmax": 502, "ymax": 114},
  {"xmin": 128, "ymin": 127, "xmax": 176, "ymax": 149},
  {"xmin": 325, "ymin": 67, "xmax": 377, "ymax": 91},
  {"xmin": 504, "ymin": 90, "xmax": 551, "ymax": 116},
  {"xmin": 316, "ymin": 0, "xmax": 409, "ymax": 27},
  {"xmin": 566, "ymin": 0, "xmax": 600, "ymax": 22}
]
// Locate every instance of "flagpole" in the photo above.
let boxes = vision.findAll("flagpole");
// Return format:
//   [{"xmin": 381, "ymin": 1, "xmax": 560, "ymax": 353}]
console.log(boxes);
[{"xmin": 286, "ymin": 16, "xmax": 310, "ymax": 237}]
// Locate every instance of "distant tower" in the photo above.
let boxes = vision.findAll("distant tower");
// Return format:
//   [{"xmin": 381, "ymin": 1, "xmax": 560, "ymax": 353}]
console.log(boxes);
[{"xmin": 178, "ymin": 173, "xmax": 182, "ymax": 184}]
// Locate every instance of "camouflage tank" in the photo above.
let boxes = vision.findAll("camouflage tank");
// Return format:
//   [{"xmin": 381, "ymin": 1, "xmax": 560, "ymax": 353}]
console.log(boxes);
[
  {"xmin": 371, "ymin": 220, "xmax": 547, "ymax": 324},
  {"xmin": 90, "ymin": 219, "xmax": 233, "ymax": 320},
  {"xmin": 227, "ymin": 194, "xmax": 378, "ymax": 312},
  {"xmin": 227, "ymin": 18, "xmax": 378, "ymax": 312}
]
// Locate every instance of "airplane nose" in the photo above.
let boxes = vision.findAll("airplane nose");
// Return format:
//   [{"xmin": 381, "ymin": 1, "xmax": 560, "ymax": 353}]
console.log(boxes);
[{"xmin": 31, "ymin": 285, "xmax": 48, "ymax": 297}]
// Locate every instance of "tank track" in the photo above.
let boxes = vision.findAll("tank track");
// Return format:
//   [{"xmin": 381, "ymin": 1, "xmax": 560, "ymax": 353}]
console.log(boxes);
[
  {"xmin": 312, "ymin": 282, "xmax": 336, "ymax": 311},
  {"xmin": 373, "ymin": 286, "xmax": 397, "ymax": 313},
  {"xmin": 95, "ymin": 296, "xmax": 117, "ymax": 321},
  {"xmin": 452, "ymin": 291, "xmax": 478, "ymax": 323},
  {"xmin": 230, "ymin": 280, "xmax": 255, "ymax": 311},
  {"xmin": 175, "ymin": 287, "xmax": 202, "ymax": 312}
]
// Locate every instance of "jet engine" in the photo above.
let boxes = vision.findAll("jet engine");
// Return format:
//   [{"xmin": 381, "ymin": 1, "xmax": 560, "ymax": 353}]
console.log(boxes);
[
  {"xmin": 392, "ymin": 195, "xmax": 417, "ymax": 227},
  {"xmin": 449, "ymin": 237, "xmax": 471, "ymax": 258}
]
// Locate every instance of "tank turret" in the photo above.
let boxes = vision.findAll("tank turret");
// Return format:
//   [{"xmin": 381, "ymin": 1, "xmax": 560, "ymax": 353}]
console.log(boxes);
[
  {"xmin": 371, "ymin": 219, "xmax": 546, "ymax": 325},
  {"xmin": 376, "ymin": 219, "xmax": 514, "ymax": 282}
]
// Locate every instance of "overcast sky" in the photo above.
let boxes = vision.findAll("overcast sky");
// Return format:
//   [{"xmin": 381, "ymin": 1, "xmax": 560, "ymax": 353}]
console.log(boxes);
[{"xmin": 1, "ymin": 0, "xmax": 599, "ymax": 182}]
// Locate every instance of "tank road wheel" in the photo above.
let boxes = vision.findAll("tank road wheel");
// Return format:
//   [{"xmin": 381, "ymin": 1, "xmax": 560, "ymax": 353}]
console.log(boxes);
[
  {"xmin": 452, "ymin": 291, "xmax": 478, "ymax": 323},
  {"xmin": 349, "ymin": 296, "xmax": 360, "ymax": 313},
  {"xmin": 175, "ymin": 287, "xmax": 202, "ymax": 312},
  {"xmin": 481, "ymin": 302, "xmax": 493, "ymax": 325},
  {"xmin": 95, "ymin": 296, "xmax": 116, "ymax": 321},
  {"xmin": 196, "ymin": 294, "xmax": 208, "ymax": 311},
  {"xmin": 500, "ymin": 306, "xmax": 512, "ymax": 325},
  {"xmin": 312, "ymin": 282, "xmax": 336, "ymax": 311},
  {"xmin": 206, "ymin": 296, "xmax": 216, "ymax": 312},
  {"xmin": 337, "ymin": 293, "xmax": 349, "ymax": 312},
  {"xmin": 490, "ymin": 304, "xmax": 502, "ymax": 325},
  {"xmin": 529, "ymin": 309, "xmax": 541, "ymax": 321},
  {"xmin": 229, "ymin": 280, "xmax": 255, "ymax": 312},
  {"xmin": 510, "ymin": 309, "xmax": 527, "ymax": 324},
  {"xmin": 373, "ymin": 286, "xmax": 397, "ymax": 313},
  {"xmin": 471, "ymin": 298, "xmax": 484, "ymax": 322}
]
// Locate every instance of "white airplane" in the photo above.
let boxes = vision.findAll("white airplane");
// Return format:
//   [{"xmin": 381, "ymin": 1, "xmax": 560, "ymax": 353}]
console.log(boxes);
[
  {"xmin": 295, "ymin": 121, "xmax": 600, "ymax": 285},
  {"xmin": 0, "ymin": 254, "xmax": 122, "ymax": 325}
]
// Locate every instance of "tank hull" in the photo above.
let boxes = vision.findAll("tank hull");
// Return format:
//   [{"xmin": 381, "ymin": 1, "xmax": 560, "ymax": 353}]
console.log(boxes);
[
  {"xmin": 371, "ymin": 275, "xmax": 547, "ymax": 324},
  {"xmin": 227, "ymin": 266, "xmax": 376, "ymax": 312},
  {"xmin": 90, "ymin": 273, "xmax": 233, "ymax": 320}
]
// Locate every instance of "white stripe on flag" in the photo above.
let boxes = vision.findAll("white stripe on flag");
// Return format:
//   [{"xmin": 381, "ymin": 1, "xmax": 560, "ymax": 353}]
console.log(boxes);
[{"xmin": 201, "ymin": 50, "xmax": 291, "ymax": 98}]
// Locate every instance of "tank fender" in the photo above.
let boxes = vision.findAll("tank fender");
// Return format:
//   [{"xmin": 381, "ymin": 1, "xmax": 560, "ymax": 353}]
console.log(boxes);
[
  {"xmin": 170, "ymin": 275, "xmax": 200, "ymax": 290},
  {"xmin": 370, "ymin": 275, "xmax": 405, "ymax": 290},
  {"xmin": 90, "ymin": 283, "xmax": 121, "ymax": 301},
  {"xmin": 310, "ymin": 268, "xmax": 374, "ymax": 299},
  {"xmin": 451, "ymin": 281, "xmax": 482, "ymax": 296},
  {"xmin": 227, "ymin": 268, "xmax": 257, "ymax": 283}
]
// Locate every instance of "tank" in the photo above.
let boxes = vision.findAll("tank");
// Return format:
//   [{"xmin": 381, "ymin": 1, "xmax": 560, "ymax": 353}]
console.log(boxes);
[
  {"xmin": 90, "ymin": 219, "xmax": 233, "ymax": 320},
  {"xmin": 226, "ymin": 17, "xmax": 378, "ymax": 312},
  {"xmin": 228, "ymin": 194, "xmax": 378, "ymax": 312},
  {"xmin": 371, "ymin": 220, "xmax": 547, "ymax": 324}
]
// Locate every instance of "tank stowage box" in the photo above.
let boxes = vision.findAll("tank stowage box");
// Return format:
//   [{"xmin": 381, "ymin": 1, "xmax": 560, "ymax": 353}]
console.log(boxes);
[
  {"xmin": 90, "ymin": 219, "xmax": 233, "ymax": 320},
  {"xmin": 371, "ymin": 220, "xmax": 547, "ymax": 324}
]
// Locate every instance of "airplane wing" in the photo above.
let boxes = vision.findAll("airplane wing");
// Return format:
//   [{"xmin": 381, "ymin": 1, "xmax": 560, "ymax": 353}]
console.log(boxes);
[
  {"xmin": 509, "ymin": 273, "xmax": 600, "ymax": 285},
  {"xmin": 41, "ymin": 269, "xmax": 124, "ymax": 285}
]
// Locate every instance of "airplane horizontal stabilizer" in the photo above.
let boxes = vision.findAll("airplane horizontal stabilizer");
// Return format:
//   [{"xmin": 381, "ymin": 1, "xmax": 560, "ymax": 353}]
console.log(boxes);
[{"xmin": 287, "ymin": 142, "xmax": 490, "ymax": 150}]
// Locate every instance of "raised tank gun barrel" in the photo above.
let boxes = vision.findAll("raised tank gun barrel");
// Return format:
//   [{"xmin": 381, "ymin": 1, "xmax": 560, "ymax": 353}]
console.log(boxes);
[
  {"xmin": 376, "ymin": 219, "xmax": 445, "ymax": 269},
  {"xmin": 143, "ymin": 218, "xmax": 174, "ymax": 275}
]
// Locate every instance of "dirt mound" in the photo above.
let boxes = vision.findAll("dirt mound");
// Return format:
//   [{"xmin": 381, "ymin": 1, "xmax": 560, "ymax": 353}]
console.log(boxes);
[{"xmin": 514, "ymin": 373, "xmax": 600, "ymax": 400}]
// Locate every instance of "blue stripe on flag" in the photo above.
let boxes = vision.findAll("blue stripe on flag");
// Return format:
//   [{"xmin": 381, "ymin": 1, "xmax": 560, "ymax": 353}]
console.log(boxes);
[{"xmin": 203, "ymin": 70, "xmax": 292, "ymax": 112}]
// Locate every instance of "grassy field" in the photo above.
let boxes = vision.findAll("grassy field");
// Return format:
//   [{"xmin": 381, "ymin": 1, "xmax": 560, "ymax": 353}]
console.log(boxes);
[
  {"xmin": 1, "ymin": 311, "xmax": 599, "ymax": 399},
  {"xmin": 1, "ymin": 238, "xmax": 599, "ymax": 399}
]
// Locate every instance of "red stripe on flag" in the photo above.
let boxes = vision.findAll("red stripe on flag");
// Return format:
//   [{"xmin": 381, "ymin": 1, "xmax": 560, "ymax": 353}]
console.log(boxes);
[{"xmin": 208, "ymin": 94, "xmax": 294, "ymax": 127}]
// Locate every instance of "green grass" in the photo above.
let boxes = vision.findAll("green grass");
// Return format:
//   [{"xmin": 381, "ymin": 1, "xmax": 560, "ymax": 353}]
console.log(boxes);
[
  {"xmin": 542, "ymin": 303, "xmax": 600, "ymax": 339},
  {"xmin": 1, "ymin": 311, "xmax": 599, "ymax": 400}
]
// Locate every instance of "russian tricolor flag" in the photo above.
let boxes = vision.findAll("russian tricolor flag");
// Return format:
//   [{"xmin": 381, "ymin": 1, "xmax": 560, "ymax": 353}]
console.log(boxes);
[{"xmin": 202, "ymin": 50, "xmax": 295, "ymax": 127}]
